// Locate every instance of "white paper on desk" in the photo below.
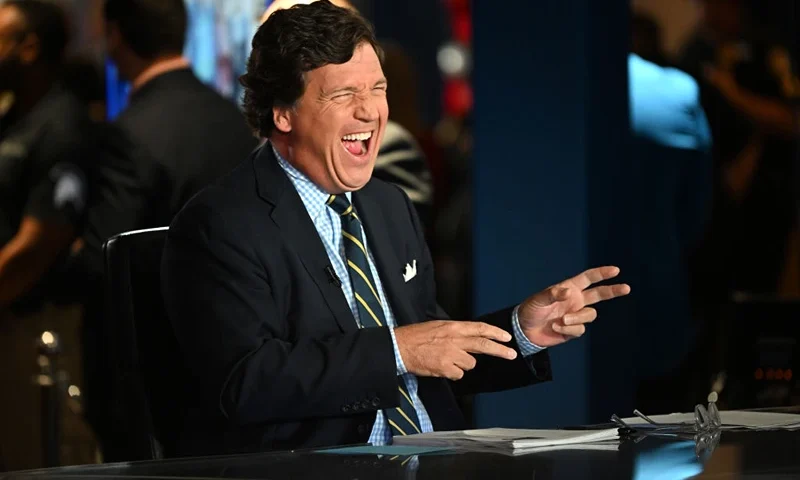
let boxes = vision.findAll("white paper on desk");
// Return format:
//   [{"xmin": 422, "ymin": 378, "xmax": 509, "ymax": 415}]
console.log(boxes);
[
  {"xmin": 622, "ymin": 410, "xmax": 800, "ymax": 431},
  {"xmin": 393, "ymin": 428, "xmax": 619, "ymax": 454}
]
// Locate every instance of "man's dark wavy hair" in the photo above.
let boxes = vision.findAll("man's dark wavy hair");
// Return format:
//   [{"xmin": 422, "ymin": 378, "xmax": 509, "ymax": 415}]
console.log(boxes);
[{"xmin": 240, "ymin": 1, "xmax": 383, "ymax": 138}]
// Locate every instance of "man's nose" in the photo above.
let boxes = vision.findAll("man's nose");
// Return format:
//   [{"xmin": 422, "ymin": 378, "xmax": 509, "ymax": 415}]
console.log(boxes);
[{"xmin": 354, "ymin": 96, "xmax": 379, "ymax": 122}]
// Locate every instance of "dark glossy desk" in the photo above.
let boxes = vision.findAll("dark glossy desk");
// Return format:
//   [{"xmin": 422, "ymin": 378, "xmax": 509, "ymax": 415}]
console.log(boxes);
[{"xmin": 3, "ymin": 429, "xmax": 800, "ymax": 480}]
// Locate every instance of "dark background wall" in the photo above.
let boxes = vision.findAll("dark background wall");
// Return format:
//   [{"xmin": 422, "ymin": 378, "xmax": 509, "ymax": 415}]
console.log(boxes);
[{"xmin": 471, "ymin": 0, "xmax": 634, "ymax": 428}]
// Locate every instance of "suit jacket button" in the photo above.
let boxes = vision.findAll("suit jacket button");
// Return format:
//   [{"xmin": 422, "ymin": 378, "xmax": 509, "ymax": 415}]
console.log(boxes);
[
  {"xmin": 371, "ymin": 397, "xmax": 381, "ymax": 407},
  {"xmin": 357, "ymin": 424, "xmax": 369, "ymax": 435},
  {"xmin": 342, "ymin": 405, "xmax": 351, "ymax": 413}
]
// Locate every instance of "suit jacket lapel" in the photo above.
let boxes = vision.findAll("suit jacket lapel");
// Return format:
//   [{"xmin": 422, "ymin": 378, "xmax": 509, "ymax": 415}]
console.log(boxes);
[
  {"xmin": 253, "ymin": 146, "xmax": 357, "ymax": 333},
  {"xmin": 354, "ymin": 186, "xmax": 418, "ymax": 327}
]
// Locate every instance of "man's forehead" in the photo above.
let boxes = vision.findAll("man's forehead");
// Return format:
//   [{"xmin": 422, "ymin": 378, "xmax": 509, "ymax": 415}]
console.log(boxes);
[{"xmin": 312, "ymin": 46, "xmax": 385, "ymax": 90}]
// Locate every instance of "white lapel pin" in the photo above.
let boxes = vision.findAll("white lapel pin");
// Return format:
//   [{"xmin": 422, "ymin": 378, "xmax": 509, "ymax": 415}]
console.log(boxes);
[{"xmin": 403, "ymin": 260, "xmax": 417, "ymax": 282}]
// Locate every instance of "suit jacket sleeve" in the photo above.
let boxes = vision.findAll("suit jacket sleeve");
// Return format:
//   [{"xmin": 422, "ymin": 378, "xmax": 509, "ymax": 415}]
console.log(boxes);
[
  {"xmin": 161, "ymin": 199, "xmax": 398, "ymax": 426},
  {"xmin": 399, "ymin": 188, "xmax": 552, "ymax": 397}
]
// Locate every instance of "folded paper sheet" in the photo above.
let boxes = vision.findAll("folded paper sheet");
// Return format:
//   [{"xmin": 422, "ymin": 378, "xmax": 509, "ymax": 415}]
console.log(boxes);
[
  {"xmin": 622, "ymin": 410, "xmax": 800, "ymax": 431},
  {"xmin": 393, "ymin": 428, "xmax": 619, "ymax": 455}
]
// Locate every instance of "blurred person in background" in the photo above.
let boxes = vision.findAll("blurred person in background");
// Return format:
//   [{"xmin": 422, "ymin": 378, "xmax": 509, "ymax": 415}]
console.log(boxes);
[
  {"xmin": 77, "ymin": 0, "xmax": 257, "ymax": 459},
  {"xmin": 0, "ymin": 0, "xmax": 97, "ymax": 470},
  {"xmin": 373, "ymin": 42, "xmax": 433, "ymax": 230},
  {"xmin": 82, "ymin": 0, "xmax": 257, "ymax": 262},
  {"xmin": 630, "ymin": 11, "xmax": 670, "ymax": 68},
  {"xmin": 62, "ymin": 55, "xmax": 106, "ymax": 123},
  {"xmin": 627, "ymin": 52, "xmax": 714, "ymax": 413},
  {"xmin": 680, "ymin": 0, "xmax": 800, "ymax": 303},
  {"xmin": 261, "ymin": 0, "xmax": 434, "ymax": 230}
]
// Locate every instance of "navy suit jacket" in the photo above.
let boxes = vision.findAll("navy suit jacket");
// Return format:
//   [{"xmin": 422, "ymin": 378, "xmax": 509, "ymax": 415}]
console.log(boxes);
[{"xmin": 161, "ymin": 145, "xmax": 552, "ymax": 456}]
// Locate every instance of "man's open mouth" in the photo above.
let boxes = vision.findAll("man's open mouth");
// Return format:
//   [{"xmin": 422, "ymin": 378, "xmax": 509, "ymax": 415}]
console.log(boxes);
[{"xmin": 341, "ymin": 131, "xmax": 373, "ymax": 157}]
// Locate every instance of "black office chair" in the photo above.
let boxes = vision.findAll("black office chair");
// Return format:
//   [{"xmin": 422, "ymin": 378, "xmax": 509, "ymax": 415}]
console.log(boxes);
[{"xmin": 103, "ymin": 227, "xmax": 185, "ymax": 460}]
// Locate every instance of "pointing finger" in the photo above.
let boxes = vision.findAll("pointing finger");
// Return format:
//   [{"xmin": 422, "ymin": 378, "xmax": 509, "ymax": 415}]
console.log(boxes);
[
  {"xmin": 573, "ymin": 266, "xmax": 621, "ymax": 290},
  {"xmin": 454, "ymin": 322, "xmax": 512, "ymax": 342},
  {"xmin": 461, "ymin": 337, "xmax": 518, "ymax": 360},
  {"xmin": 582, "ymin": 283, "xmax": 631, "ymax": 306}
]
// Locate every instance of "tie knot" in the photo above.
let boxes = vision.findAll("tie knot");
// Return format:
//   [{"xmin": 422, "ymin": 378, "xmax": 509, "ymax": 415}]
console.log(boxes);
[{"xmin": 326, "ymin": 194, "xmax": 354, "ymax": 217}]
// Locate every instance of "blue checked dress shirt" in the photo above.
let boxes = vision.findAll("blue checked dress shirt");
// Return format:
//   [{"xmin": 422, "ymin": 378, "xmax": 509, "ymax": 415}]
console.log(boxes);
[{"xmin": 274, "ymin": 144, "xmax": 543, "ymax": 445}]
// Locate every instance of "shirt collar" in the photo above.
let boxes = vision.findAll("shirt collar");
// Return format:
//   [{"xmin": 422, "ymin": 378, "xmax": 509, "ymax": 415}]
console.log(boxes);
[{"xmin": 272, "ymin": 143, "xmax": 352, "ymax": 222}]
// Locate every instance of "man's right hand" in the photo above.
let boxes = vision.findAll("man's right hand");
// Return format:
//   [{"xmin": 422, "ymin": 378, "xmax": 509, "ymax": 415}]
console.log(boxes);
[{"xmin": 394, "ymin": 321, "xmax": 518, "ymax": 380}]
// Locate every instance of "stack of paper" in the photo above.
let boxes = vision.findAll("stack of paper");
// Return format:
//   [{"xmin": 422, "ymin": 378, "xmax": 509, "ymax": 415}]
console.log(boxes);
[
  {"xmin": 393, "ymin": 428, "xmax": 619, "ymax": 455},
  {"xmin": 622, "ymin": 410, "xmax": 800, "ymax": 431}
]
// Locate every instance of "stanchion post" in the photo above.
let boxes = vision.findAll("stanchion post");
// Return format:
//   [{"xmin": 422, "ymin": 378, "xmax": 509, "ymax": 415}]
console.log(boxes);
[{"xmin": 35, "ymin": 330, "xmax": 61, "ymax": 468}]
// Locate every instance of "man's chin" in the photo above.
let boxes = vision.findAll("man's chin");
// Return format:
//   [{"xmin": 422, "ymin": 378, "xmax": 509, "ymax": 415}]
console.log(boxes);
[
  {"xmin": 332, "ymin": 165, "xmax": 374, "ymax": 192},
  {"xmin": 335, "ymin": 181, "xmax": 369, "ymax": 193}
]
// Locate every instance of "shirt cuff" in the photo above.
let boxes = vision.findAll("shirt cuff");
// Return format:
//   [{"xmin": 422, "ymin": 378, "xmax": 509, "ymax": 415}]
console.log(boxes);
[
  {"xmin": 512, "ymin": 304, "xmax": 546, "ymax": 356},
  {"xmin": 389, "ymin": 326, "xmax": 408, "ymax": 375}
]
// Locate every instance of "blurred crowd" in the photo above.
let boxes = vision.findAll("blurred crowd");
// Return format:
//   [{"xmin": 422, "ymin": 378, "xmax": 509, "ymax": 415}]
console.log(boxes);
[{"xmin": 629, "ymin": 0, "xmax": 799, "ymax": 413}]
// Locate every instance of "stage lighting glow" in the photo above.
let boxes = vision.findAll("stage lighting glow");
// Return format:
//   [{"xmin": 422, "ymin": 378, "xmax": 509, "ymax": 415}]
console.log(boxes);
[{"xmin": 437, "ymin": 42, "xmax": 471, "ymax": 78}]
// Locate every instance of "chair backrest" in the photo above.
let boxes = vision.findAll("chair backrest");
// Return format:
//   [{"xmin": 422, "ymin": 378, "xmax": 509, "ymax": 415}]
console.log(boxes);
[{"xmin": 103, "ymin": 227, "xmax": 184, "ymax": 459}]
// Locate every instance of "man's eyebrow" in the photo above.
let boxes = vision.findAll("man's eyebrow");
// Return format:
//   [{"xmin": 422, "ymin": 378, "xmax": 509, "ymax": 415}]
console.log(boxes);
[
  {"xmin": 323, "ymin": 78, "xmax": 388, "ymax": 96},
  {"xmin": 322, "ymin": 85, "xmax": 360, "ymax": 97}
]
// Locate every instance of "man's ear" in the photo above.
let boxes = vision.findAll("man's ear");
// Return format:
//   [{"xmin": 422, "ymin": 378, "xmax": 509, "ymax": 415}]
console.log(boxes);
[
  {"xmin": 18, "ymin": 33, "xmax": 39, "ymax": 65},
  {"xmin": 273, "ymin": 106, "xmax": 293, "ymax": 134}
]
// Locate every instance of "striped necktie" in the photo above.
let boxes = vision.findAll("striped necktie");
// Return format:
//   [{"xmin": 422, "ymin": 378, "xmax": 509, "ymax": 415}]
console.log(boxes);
[{"xmin": 327, "ymin": 194, "xmax": 422, "ymax": 437}]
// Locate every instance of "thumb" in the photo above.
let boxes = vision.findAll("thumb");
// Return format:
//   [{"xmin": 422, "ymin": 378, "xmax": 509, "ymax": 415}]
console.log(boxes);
[{"xmin": 530, "ymin": 286, "xmax": 570, "ymax": 308}]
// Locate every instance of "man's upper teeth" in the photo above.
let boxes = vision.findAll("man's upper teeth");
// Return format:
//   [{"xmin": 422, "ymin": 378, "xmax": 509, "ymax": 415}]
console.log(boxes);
[{"xmin": 342, "ymin": 132, "xmax": 372, "ymax": 141}]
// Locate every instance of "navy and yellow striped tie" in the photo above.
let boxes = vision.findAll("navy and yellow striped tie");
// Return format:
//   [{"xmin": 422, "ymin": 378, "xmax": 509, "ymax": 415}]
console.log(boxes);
[{"xmin": 327, "ymin": 194, "xmax": 422, "ymax": 437}]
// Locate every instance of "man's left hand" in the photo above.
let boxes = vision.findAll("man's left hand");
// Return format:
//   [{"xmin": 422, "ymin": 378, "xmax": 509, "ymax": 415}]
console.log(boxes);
[{"xmin": 518, "ymin": 266, "xmax": 630, "ymax": 347}]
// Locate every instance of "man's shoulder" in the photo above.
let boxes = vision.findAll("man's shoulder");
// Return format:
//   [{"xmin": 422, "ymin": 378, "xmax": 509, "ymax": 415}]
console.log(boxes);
[
  {"xmin": 119, "ymin": 70, "xmax": 236, "ymax": 120},
  {"xmin": 358, "ymin": 175, "xmax": 418, "ymax": 230},
  {"xmin": 116, "ymin": 73, "xmax": 254, "ymax": 151},
  {"xmin": 362, "ymin": 175, "xmax": 410, "ymax": 205}
]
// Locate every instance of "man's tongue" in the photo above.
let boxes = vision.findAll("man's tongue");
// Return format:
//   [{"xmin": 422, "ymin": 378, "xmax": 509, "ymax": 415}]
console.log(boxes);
[{"xmin": 343, "ymin": 139, "xmax": 366, "ymax": 156}]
